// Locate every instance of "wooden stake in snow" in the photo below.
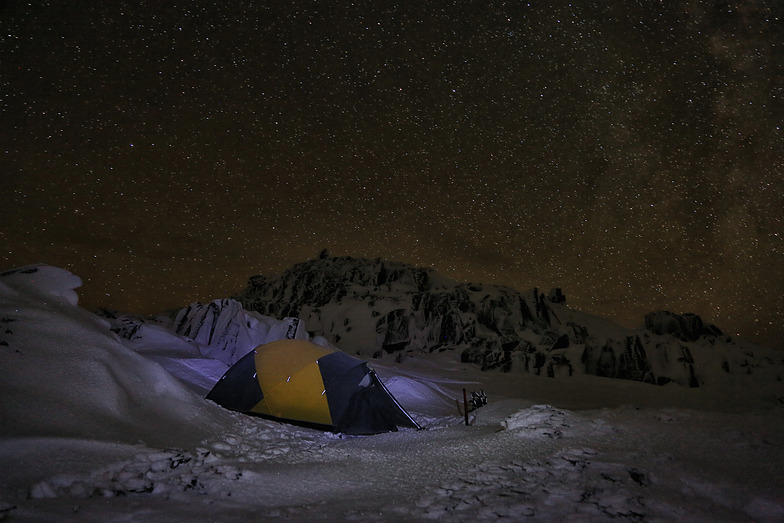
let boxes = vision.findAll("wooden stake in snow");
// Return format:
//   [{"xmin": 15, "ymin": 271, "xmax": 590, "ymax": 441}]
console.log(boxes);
[{"xmin": 463, "ymin": 388, "xmax": 469, "ymax": 426}]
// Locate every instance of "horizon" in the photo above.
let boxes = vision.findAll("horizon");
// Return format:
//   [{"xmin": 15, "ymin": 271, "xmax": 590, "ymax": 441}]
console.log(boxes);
[{"xmin": 7, "ymin": 256, "xmax": 778, "ymax": 351}]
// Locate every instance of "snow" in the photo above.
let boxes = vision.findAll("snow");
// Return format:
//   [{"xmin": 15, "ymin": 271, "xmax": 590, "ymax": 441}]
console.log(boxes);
[{"xmin": 1, "ymin": 264, "xmax": 783, "ymax": 521}]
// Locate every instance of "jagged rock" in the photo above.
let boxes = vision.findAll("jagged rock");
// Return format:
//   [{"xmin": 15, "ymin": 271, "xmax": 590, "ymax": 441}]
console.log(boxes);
[
  {"xmin": 173, "ymin": 299, "xmax": 306, "ymax": 365},
  {"xmin": 547, "ymin": 354, "xmax": 573, "ymax": 378},
  {"xmin": 378, "ymin": 309, "xmax": 412, "ymax": 353},
  {"xmin": 521, "ymin": 347, "xmax": 547, "ymax": 375},
  {"xmin": 617, "ymin": 335, "xmax": 655, "ymax": 384},
  {"xmin": 229, "ymin": 256, "xmax": 765, "ymax": 388},
  {"xmin": 566, "ymin": 322, "xmax": 588, "ymax": 344},
  {"xmin": 678, "ymin": 346, "xmax": 700, "ymax": 387},
  {"xmin": 538, "ymin": 330, "xmax": 570, "ymax": 351},
  {"xmin": 461, "ymin": 340, "xmax": 516, "ymax": 372},
  {"xmin": 581, "ymin": 337, "xmax": 655, "ymax": 383},
  {"xmin": 579, "ymin": 335, "xmax": 706, "ymax": 387},
  {"xmin": 547, "ymin": 288, "xmax": 566, "ymax": 303},
  {"xmin": 644, "ymin": 310, "xmax": 723, "ymax": 342},
  {"xmin": 235, "ymin": 256, "xmax": 560, "ymax": 360}
]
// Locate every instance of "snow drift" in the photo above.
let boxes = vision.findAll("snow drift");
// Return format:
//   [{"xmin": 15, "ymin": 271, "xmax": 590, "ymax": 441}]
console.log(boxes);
[{"xmin": 0, "ymin": 265, "xmax": 230, "ymax": 447}]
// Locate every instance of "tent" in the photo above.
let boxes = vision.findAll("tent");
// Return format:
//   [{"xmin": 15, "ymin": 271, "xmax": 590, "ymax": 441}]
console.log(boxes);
[{"xmin": 206, "ymin": 339, "xmax": 421, "ymax": 434}]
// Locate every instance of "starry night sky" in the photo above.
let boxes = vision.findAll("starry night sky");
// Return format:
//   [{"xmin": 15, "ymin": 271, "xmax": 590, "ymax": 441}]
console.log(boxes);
[{"xmin": 2, "ymin": 2, "xmax": 783, "ymax": 349}]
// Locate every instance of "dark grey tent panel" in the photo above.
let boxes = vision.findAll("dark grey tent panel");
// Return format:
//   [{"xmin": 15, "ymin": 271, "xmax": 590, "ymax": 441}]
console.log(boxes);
[
  {"xmin": 206, "ymin": 349, "xmax": 263, "ymax": 412},
  {"xmin": 318, "ymin": 350, "xmax": 417, "ymax": 433}
]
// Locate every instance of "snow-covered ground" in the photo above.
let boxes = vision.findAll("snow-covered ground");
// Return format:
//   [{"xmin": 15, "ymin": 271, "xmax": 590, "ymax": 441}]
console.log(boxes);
[{"xmin": 1, "ymin": 265, "xmax": 783, "ymax": 521}]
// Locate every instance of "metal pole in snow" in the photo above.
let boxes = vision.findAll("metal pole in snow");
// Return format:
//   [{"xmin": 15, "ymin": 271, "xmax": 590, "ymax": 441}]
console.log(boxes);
[{"xmin": 463, "ymin": 388, "xmax": 469, "ymax": 426}]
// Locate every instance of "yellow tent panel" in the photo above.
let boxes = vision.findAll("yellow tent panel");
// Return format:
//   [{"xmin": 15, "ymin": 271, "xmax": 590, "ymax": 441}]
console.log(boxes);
[{"xmin": 253, "ymin": 341, "xmax": 332, "ymax": 425}]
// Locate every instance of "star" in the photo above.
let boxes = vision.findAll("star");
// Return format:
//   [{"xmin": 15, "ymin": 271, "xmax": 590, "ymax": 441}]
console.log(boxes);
[{"xmin": 2, "ymin": 1, "xmax": 782, "ymax": 348}]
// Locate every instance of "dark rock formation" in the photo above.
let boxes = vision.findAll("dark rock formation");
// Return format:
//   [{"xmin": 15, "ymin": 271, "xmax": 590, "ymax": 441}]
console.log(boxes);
[
  {"xmin": 231, "ymin": 256, "xmax": 761, "ymax": 388},
  {"xmin": 644, "ymin": 310, "xmax": 723, "ymax": 342},
  {"xmin": 547, "ymin": 288, "xmax": 566, "ymax": 303},
  {"xmin": 172, "ymin": 299, "xmax": 305, "ymax": 365},
  {"xmin": 616, "ymin": 335, "xmax": 655, "ymax": 384},
  {"xmin": 235, "ymin": 256, "xmax": 560, "ymax": 363}
]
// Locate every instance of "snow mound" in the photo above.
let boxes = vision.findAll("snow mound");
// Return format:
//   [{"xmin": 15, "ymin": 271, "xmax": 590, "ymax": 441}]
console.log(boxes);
[
  {"xmin": 0, "ymin": 265, "xmax": 230, "ymax": 447},
  {"xmin": 0, "ymin": 264, "xmax": 82, "ymax": 306},
  {"xmin": 383, "ymin": 375, "xmax": 459, "ymax": 416}
]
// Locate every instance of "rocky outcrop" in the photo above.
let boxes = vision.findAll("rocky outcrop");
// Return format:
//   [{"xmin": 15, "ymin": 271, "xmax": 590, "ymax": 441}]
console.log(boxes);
[
  {"xmin": 235, "ymin": 257, "xmax": 562, "ymax": 363},
  {"xmin": 239, "ymin": 257, "xmax": 433, "ymax": 319},
  {"xmin": 231, "ymin": 256, "xmax": 777, "ymax": 388},
  {"xmin": 644, "ymin": 310, "xmax": 723, "ymax": 342},
  {"xmin": 577, "ymin": 333, "xmax": 709, "ymax": 388},
  {"xmin": 547, "ymin": 288, "xmax": 566, "ymax": 303},
  {"xmin": 172, "ymin": 299, "xmax": 306, "ymax": 365},
  {"xmin": 104, "ymin": 300, "xmax": 307, "ymax": 368}
]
